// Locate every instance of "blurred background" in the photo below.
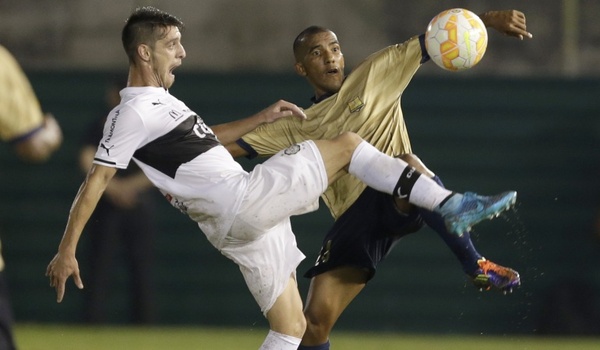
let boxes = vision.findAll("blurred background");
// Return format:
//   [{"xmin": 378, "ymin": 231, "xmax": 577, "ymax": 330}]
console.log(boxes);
[{"xmin": 1, "ymin": 0, "xmax": 599, "ymax": 338}]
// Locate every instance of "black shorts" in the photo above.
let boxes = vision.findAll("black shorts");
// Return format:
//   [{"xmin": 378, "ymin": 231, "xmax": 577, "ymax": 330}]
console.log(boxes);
[{"xmin": 304, "ymin": 187, "xmax": 424, "ymax": 281}]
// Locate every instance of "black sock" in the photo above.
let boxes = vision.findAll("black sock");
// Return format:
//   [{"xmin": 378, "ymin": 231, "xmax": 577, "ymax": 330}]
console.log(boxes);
[
  {"xmin": 417, "ymin": 176, "xmax": 481, "ymax": 275},
  {"xmin": 298, "ymin": 340, "xmax": 330, "ymax": 350}
]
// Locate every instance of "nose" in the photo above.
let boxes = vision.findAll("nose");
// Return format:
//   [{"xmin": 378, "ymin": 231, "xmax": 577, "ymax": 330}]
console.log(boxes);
[
  {"xmin": 178, "ymin": 44, "xmax": 186, "ymax": 59},
  {"xmin": 323, "ymin": 49, "xmax": 336, "ymax": 64}
]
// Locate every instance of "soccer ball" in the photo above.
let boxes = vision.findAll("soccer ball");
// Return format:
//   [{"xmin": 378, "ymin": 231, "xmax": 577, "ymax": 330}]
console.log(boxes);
[{"xmin": 425, "ymin": 8, "xmax": 488, "ymax": 71}]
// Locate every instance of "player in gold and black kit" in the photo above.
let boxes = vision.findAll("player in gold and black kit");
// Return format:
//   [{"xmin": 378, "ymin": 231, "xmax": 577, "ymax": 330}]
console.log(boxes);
[
  {"xmin": 1, "ymin": 44, "xmax": 63, "ymax": 350},
  {"xmin": 0, "ymin": 45, "xmax": 62, "ymax": 162},
  {"xmin": 229, "ymin": 10, "xmax": 532, "ymax": 350}
]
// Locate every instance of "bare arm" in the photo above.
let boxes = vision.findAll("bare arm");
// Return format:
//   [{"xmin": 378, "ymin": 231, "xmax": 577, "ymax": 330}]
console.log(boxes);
[
  {"xmin": 79, "ymin": 146, "xmax": 153, "ymax": 208},
  {"xmin": 225, "ymin": 142, "xmax": 250, "ymax": 158},
  {"xmin": 45, "ymin": 164, "xmax": 117, "ymax": 302},
  {"xmin": 211, "ymin": 100, "xmax": 306, "ymax": 147},
  {"xmin": 480, "ymin": 10, "xmax": 533, "ymax": 40}
]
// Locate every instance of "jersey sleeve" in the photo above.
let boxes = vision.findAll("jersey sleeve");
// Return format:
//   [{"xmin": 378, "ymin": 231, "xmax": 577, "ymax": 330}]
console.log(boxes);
[
  {"xmin": 239, "ymin": 116, "xmax": 308, "ymax": 157},
  {"xmin": 93, "ymin": 106, "xmax": 147, "ymax": 169},
  {"xmin": 0, "ymin": 45, "xmax": 45, "ymax": 142},
  {"xmin": 344, "ymin": 35, "xmax": 425, "ymax": 103}
]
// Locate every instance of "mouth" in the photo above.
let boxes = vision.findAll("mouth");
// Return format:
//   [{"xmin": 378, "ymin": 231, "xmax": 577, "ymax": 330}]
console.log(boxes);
[
  {"xmin": 170, "ymin": 63, "xmax": 181, "ymax": 75},
  {"xmin": 326, "ymin": 67, "xmax": 340, "ymax": 75}
]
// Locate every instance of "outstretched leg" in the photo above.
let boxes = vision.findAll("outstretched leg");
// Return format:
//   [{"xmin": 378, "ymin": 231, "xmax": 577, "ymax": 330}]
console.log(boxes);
[
  {"xmin": 312, "ymin": 133, "xmax": 517, "ymax": 236},
  {"xmin": 398, "ymin": 154, "xmax": 520, "ymax": 292}
]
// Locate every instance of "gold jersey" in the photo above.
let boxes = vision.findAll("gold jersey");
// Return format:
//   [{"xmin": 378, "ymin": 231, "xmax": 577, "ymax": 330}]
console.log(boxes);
[
  {"xmin": 0, "ymin": 45, "xmax": 44, "ymax": 142},
  {"xmin": 241, "ymin": 36, "xmax": 424, "ymax": 219}
]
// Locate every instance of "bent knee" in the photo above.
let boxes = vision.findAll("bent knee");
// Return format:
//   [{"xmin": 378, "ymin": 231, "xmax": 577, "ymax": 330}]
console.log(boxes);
[
  {"xmin": 331, "ymin": 132, "xmax": 363, "ymax": 158},
  {"xmin": 335, "ymin": 131, "xmax": 363, "ymax": 145},
  {"xmin": 304, "ymin": 314, "xmax": 333, "ymax": 344},
  {"xmin": 304, "ymin": 306, "xmax": 335, "ymax": 336},
  {"xmin": 283, "ymin": 314, "xmax": 307, "ymax": 339},
  {"xmin": 397, "ymin": 153, "xmax": 435, "ymax": 178}
]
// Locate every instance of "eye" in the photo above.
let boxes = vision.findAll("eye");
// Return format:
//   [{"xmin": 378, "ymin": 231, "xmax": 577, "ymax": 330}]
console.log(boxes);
[{"xmin": 166, "ymin": 40, "xmax": 177, "ymax": 49}]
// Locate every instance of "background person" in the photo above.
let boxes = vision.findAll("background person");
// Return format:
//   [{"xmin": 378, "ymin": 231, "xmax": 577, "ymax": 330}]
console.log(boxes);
[{"xmin": 79, "ymin": 80, "xmax": 157, "ymax": 324}]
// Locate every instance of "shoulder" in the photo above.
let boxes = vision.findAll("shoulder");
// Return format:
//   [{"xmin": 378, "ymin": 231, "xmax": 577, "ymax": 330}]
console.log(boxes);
[
  {"xmin": 359, "ymin": 36, "xmax": 422, "ymax": 65},
  {"xmin": 0, "ymin": 45, "xmax": 19, "ymax": 68}
]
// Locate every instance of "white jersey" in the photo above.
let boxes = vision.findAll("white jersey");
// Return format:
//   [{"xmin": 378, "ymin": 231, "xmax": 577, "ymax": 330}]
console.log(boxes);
[{"xmin": 93, "ymin": 87, "xmax": 248, "ymax": 246}]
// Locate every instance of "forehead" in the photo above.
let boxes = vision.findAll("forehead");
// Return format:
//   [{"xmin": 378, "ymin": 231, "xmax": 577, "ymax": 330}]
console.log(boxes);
[
  {"xmin": 157, "ymin": 26, "xmax": 181, "ymax": 42},
  {"xmin": 303, "ymin": 31, "xmax": 338, "ymax": 51}
]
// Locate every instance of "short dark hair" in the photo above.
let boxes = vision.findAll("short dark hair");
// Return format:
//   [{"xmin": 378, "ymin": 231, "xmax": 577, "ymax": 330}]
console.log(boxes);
[
  {"xmin": 292, "ymin": 25, "xmax": 331, "ymax": 61},
  {"xmin": 121, "ymin": 6, "xmax": 184, "ymax": 63}
]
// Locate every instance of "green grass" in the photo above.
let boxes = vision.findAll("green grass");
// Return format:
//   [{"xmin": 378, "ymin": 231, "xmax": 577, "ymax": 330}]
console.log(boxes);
[{"xmin": 14, "ymin": 324, "xmax": 600, "ymax": 350}]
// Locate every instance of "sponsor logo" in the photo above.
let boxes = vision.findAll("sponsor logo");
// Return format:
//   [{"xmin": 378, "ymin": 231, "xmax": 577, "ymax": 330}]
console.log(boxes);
[
  {"xmin": 192, "ymin": 115, "xmax": 215, "ymax": 139},
  {"xmin": 100, "ymin": 143, "xmax": 114, "ymax": 156},
  {"xmin": 164, "ymin": 193, "xmax": 188, "ymax": 214},
  {"xmin": 152, "ymin": 100, "xmax": 164, "ymax": 106},
  {"xmin": 103, "ymin": 110, "xmax": 120, "ymax": 144}
]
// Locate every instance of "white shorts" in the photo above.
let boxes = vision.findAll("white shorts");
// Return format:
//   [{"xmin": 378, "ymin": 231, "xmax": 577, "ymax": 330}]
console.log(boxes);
[
  {"xmin": 220, "ymin": 140, "xmax": 328, "ymax": 315},
  {"xmin": 220, "ymin": 219, "xmax": 304, "ymax": 316}
]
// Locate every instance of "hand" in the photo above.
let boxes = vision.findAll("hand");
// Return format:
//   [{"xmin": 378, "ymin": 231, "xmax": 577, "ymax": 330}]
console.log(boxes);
[
  {"xmin": 259, "ymin": 100, "xmax": 307, "ymax": 124},
  {"xmin": 42, "ymin": 113, "xmax": 63, "ymax": 149},
  {"xmin": 45, "ymin": 251, "xmax": 84, "ymax": 303},
  {"xmin": 480, "ymin": 10, "xmax": 533, "ymax": 40},
  {"xmin": 14, "ymin": 113, "xmax": 63, "ymax": 162}
]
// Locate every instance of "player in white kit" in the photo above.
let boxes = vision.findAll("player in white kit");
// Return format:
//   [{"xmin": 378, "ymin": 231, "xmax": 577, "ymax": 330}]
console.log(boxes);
[{"xmin": 46, "ymin": 7, "xmax": 517, "ymax": 350}]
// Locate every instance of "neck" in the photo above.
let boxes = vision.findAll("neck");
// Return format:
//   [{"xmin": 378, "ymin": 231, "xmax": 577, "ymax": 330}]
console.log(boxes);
[{"xmin": 127, "ymin": 63, "xmax": 162, "ymax": 88}]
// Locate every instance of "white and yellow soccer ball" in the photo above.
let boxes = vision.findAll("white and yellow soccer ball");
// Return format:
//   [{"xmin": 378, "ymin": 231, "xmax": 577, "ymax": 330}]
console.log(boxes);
[{"xmin": 425, "ymin": 8, "xmax": 488, "ymax": 71}]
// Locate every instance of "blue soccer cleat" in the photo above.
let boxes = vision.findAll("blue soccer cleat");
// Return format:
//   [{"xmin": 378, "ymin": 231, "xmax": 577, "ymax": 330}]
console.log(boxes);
[
  {"xmin": 471, "ymin": 258, "xmax": 521, "ymax": 294},
  {"xmin": 435, "ymin": 191, "xmax": 517, "ymax": 236}
]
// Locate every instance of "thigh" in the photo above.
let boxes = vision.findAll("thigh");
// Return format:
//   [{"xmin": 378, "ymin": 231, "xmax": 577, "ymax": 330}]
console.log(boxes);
[
  {"xmin": 312, "ymin": 132, "xmax": 362, "ymax": 184},
  {"xmin": 232, "ymin": 141, "xmax": 327, "ymax": 240},
  {"xmin": 304, "ymin": 266, "xmax": 367, "ymax": 324},
  {"xmin": 266, "ymin": 276, "xmax": 305, "ymax": 337},
  {"xmin": 305, "ymin": 188, "xmax": 422, "ymax": 280},
  {"xmin": 220, "ymin": 220, "xmax": 305, "ymax": 316}
]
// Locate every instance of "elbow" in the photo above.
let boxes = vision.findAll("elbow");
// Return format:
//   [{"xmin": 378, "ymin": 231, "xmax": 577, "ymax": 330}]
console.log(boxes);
[{"xmin": 224, "ymin": 143, "xmax": 248, "ymax": 158}]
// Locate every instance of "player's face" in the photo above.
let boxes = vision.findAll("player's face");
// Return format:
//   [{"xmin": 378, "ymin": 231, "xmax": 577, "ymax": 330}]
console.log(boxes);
[
  {"xmin": 149, "ymin": 26, "xmax": 186, "ymax": 89},
  {"xmin": 295, "ymin": 31, "xmax": 345, "ymax": 99}
]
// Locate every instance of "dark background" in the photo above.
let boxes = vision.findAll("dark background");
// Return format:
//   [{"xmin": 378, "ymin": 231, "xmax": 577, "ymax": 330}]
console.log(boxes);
[{"xmin": 1, "ymin": 70, "xmax": 598, "ymax": 335}]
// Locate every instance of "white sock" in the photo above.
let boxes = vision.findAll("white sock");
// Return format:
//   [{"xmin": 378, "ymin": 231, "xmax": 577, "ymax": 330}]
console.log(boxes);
[
  {"xmin": 259, "ymin": 330, "xmax": 302, "ymax": 350},
  {"xmin": 348, "ymin": 141, "xmax": 452, "ymax": 210}
]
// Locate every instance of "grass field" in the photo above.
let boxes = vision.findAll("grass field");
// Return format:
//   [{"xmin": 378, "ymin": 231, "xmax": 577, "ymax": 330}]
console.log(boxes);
[{"xmin": 13, "ymin": 323, "xmax": 600, "ymax": 350}]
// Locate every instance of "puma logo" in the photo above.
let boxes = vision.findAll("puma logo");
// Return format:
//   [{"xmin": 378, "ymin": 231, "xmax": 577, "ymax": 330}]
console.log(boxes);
[{"xmin": 100, "ymin": 143, "xmax": 114, "ymax": 156}]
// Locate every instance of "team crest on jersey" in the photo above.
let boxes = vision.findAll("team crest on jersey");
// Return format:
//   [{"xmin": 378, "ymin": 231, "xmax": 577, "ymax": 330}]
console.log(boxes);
[
  {"xmin": 283, "ymin": 144, "xmax": 302, "ymax": 155},
  {"xmin": 347, "ymin": 96, "xmax": 364, "ymax": 113}
]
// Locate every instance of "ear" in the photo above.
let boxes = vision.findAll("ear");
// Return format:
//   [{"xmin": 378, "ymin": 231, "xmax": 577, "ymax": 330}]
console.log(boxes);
[
  {"xmin": 137, "ymin": 44, "xmax": 151, "ymax": 62},
  {"xmin": 294, "ymin": 62, "xmax": 307, "ymax": 77}
]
